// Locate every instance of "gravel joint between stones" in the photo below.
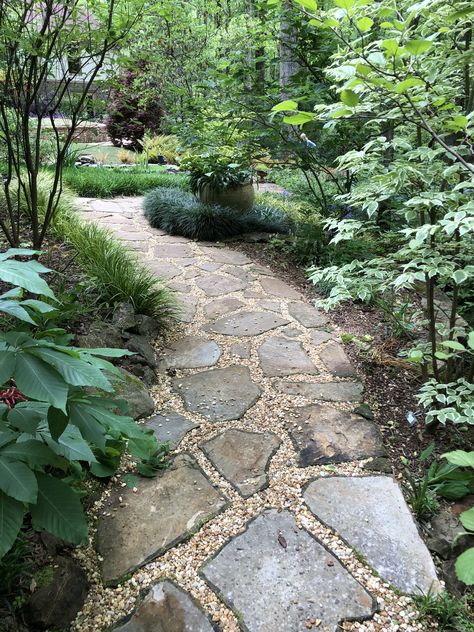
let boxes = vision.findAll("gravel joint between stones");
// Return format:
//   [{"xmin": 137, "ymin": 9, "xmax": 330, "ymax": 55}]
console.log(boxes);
[{"xmin": 73, "ymin": 197, "xmax": 441, "ymax": 632}]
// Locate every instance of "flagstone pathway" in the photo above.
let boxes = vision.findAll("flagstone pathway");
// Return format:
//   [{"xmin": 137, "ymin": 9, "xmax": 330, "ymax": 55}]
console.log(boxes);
[{"xmin": 75, "ymin": 196, "xmax": 441, "ymax": 632}]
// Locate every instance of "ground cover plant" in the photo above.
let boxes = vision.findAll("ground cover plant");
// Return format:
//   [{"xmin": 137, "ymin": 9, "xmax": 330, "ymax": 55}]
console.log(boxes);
[
  {"xmin": 61, "ymin": 166, "xmax": 189, "ymax": 198},
  {"xmin": 0, "ymin": 251, "xmax": 169, "ymax": 559},
  {"xmin": 143, "ymin": 186, "xmax": 290, "ymax": 241}
]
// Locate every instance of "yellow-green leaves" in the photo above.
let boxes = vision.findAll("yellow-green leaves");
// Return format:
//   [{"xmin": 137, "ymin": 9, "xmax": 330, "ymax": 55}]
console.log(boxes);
[
  {"xmin": 381, "ymin": 38, "xmax": 400, "ymax": 56},
  {"xmin": 294, "ymin": 0, "xmax": 317, "ymax": 10},
  {"xmin": 334, "ymin": 0, "xmax": 354, "ymax": 10},
  {"xmin": 446, "ymin": 115, "xmax": 469, "ymax": 132},
  {"xmin": 404, "ymin": 39, "xmax": 432, "ymax": 56},
  {"xmin": 282, "ymin": 112, "xmax": 315, "ymax": 125},
  {"xmin": 272, "ymin": 100, "xmax": 298, "ymax": 112},
  {"xmin": 394, "ymin": 77, "xmax": 424, "ymax": 93},
  {"xmin": 340, "ymin": 89, "xmax": 359, "ymax": 106},
  {"xmin": 356, "ymin": 16, "xmax": 373, "ymax": 32}
]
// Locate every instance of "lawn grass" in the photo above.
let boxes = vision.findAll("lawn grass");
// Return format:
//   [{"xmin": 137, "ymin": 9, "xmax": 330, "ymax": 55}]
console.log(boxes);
[{"xmin": 61, "ymin": 166, "xmax": 190, "ymax": 197}]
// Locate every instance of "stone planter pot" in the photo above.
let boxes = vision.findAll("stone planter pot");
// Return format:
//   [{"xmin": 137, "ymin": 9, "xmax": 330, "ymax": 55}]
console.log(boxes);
[{"xmin": 199, "ymin": 182, "xmax": 255, "ymax": 212}]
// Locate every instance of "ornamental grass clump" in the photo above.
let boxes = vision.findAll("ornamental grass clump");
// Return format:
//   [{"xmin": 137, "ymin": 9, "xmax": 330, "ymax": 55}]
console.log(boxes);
[{"xmin": 143, "ymin": 186, "xmax": 290, "ymax": 241}]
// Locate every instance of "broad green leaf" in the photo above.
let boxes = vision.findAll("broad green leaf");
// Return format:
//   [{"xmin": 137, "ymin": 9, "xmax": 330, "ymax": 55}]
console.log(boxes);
[
  {"xmin": 443, "ymin": 451, "xmax": 474, "ymax": 468},
  {"xmin": 8, "ymin": 402, "xmax": 48, "ymax": 433},
  {"xmin": 331, "ymin": 108, "xmax": 353, "ymax": 118},
  {"xmin": 0, "ymin": 249, "xmax": 39, "ymax": 261},
  {"xmin": 77, "ymin": 348, "xmax": 134, "ymax": 358},
  {"xmin": 0, "ymin": 260, "xmax": 55, "ymax": 299},
  {"xmin": 340, "ymin": 89, "xmax": 359, "ymax": 106},
  {"xmin": 308, "ymin": 18, "xmax": 322, "ymax": 26},
  {"xmin": 404, "ymin": 40, "xmax": 432, "ymax": 56},
  {"xmin": 455, "ymin": 547, "xmax": 474, "ymax": 585},
  {"xmin": 46, "ymin": 425, "xmax": 97, "ymax": 463},
  {"xmin": 394, "ymin": 77, "xmax": 424, "ymax": 93},
  {"xmin": 460, "ymin": 507, "xmax": 474, "ymax": 532},
  {"xmin": 294, "ymin": 0, "xmax": 317, "ymax": 11},
  {"xmin": 382, "ymin": 39, "xmax": 400, "ymax": 56},
  {"xmin": 0, "ymin": 491, "xmax": 24, "ymax": 559},
  {"xmin": 282, "ymin": 112, "xmax": 315, "ymax": 125},
  {"xmin": 0, "ymin": 351, "xmax": 16, "ymax": 386},
  {"xmin": 356, "ymin": 17, "xmax": 373, "ymax": 32},
  {"xmin": 334, "ymin": 0, "xmax": 354, "ymax": 9},
  {"xmin": 0, "ymin": 458, "xmax": 37, "ymax": 503},
  {"xmin": 28, "ymin": 347, "xmax": 112, "ymax": 392},
  {"xmin": 14, "ymin": 354, "xmax": 68, "ymax": 411},
  {"xmin": 272, "ymin": 100, "xmax": 298, "ymax": 112},
  {"xmin": 0, "ymin": 300, "xmax": 36, "ymax": 325},
  {"xmin": 442, "ymin": 340, "xmax": 466, "ymax": 352},
  {"xmin": 1, "ymin": 440, "xmax": 59, "ymax": 467},
  {"xmin": 69, "ymin": 403, "xmax": 107, "ymax": 451},
  {"xmin": 47, "ymin": 407, "xmax": 69, "ymax": 441},
  {"xmin": 447, "ymin": 115, "xmax": 468, "ymax": 131},
  {"xmin": 453, "ymin": 269, "xmax": 468, "ymax": 284},
  {"xmin": 21, "ymin": 299, "xmax": 57, "ymax": 314},
  {"xmin": 468, "ymin": 331, "xmax": 474, "ymax": 350},
  {"xmin": 30, "ymin": 473, "xmax": 88, "ymax": 545}
]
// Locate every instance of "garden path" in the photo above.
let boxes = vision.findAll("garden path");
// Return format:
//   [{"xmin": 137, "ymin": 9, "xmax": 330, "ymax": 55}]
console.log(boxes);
[{"xmin": 76, "ymin": 196, "xmax": 441, "ymax": 632}]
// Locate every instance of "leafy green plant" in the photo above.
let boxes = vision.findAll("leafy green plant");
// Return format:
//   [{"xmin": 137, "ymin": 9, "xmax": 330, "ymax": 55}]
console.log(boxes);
[
  {"xmin": 415, "ymin": 588, "xmax": 474, "ymax": 632},
  {"xmin": 139, "ymin": 134, "xmax": 182, "ymax": 165},
  {"xmin": 442, "ymin": 450, "xmax": 474, "ymax": 586},
  {"xmin": 401, "ymin": 446, "xmax": 440, "ymax": 522},
  {"xmin": 61, "ymin": 166, "xmax": 189, "ymax": 197},
  {"xmin": 0, "ymin": 251, "xmax": 169, "ymax": 559},
  {"xmin": 143, "ymin": 186, "xmax": 289, "ymax": 241},
  {"xmin": 181, "ymin": 152, "xmax": 253, "ymax": 196}
]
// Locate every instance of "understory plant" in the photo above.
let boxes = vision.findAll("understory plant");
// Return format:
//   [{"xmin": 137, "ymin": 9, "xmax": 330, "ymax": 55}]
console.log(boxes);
[
  {"xmin": 0, "ymin": 250, "xmax": 169, "ymax": 559},
  {"xmin": 181, "ymin": 152, "xmax": 253, "ymax": 196},
  {"xmin": 143, "ymin": 186, "xmax": 289, "ymax": 241},
  {"xmin": 277, "ymin": 0, "xmax": 474, "ymax": 447}
]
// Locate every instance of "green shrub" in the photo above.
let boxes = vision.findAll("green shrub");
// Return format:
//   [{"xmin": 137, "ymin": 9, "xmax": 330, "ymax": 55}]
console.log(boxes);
[
  {"xmin": 0, "ymin": 252, "xmax": 170, "ymax": 558},
  {"xmin": 139, "ymin": 134, "xmax": 182, "ymax": 164},
  {"xmin": 27, "ymin": 172, "xmax": 177, "ymax": 323},
  {"xmin": 61, "ymin": 166, "xmax": 189, "ymax": 197},
  {"xmin": 143, "ymin": 187, "xmax": 289, "ymax": 241}
]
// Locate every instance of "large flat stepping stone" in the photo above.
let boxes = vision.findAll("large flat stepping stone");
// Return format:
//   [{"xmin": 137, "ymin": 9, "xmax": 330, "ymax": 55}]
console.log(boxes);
[
  {"xmin": 199, "ymin": 247, "xmax": 251, "ymax": 265},
  {"xmin": 319, "ymin": 342, "xmax": 357, "ymax": 377},
  {"xmin": 203, "ymin": 311, "xmax": 289, "ymax": 337},
  {"xmin": 274, "ymin": 380, "xmax": 363, "ymax": 402},
  {"xmin": 200, "ymin": 509, "xmax": 375, "ymax": 631},
  {"xmin": 113, "ymin": 580, "xmax": 214, "ymax": 632},
  {"xmin": 159, "ymin": 336, "xmax": 221, "ymax": 370},
  {"xmin": 288, "ymin": 302, "xmax": 328, "ymax": 327},
  {"xmin": 146, "ymin": 261, "xmax": 182, "ymax": 280},
  {"xmin": 203, "ymin": 297, "xmax": 244, "ymax": 320},
  {"xmin": 172, "ymin": 366, "xmax": 261, "ymax": 422},
  {"xmin": 96, "ymin": 454, "xmax": 226, "ymax": 584},
  {"xmin": 146, "ymin": 411, "xmax": 198, "ymax": 448},
  {"xmin": 286, "ymin": 405, "xmax": 385, "ymax": 466},
  {"xmin": 196, "ymin": 274, "xmax": 247, "ymax": 297},
  {"xmin": 258, "ymin": 336, "xmax": 318, "ymax": 377},
  {"xmin": 259, "ymin": 277, "xmax": 301, "ymax": 299},
  {"xmin": 153, "ymin": 243, "xmax": 194, "ymax": 259},
  {"xmin": 200, "ymin": 429, "xmax": 281, "ymax": 497},
  {"xmin": 310, "ymin": 330, "xmax": 337, "ymax": 345},
  {"xmin": 304, "ymin": 477, "xmax": 441, "ymax": 595}
]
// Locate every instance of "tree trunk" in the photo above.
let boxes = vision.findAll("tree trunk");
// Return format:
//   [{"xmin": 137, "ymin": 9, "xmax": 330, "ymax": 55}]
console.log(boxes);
[{"xmin": 279, "ymin": 2, "xmax": 299, "ymax": 99}]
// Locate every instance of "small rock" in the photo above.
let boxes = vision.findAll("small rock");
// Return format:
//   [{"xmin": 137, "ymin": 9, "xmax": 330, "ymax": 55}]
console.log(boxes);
[
  {"xmin": 110, "ymin": 368, "xmax": 155, "ymax": 420},
  {"xmin": 76, "ymin": 321, "xmax": 123, "ymax": 350},
  {"xmin": 426, "ymin": 511, "xmax": 473, "ymax": 560},
  {"xmin": 124, "ymin": 334, "xmax": 158, "ymax": 367},
  {"xmin": 354, "ymin": 403, "xmax": 375, "ymax": 420},
  {"xmin": 147, "ymin": 411, "xmax": 198, "ymax": 449},
  {"xmin": 362, "ymin": 457, "xmax": 393, "ymax": 474},
  {"xmin": 112, "ymin": 303, "xmax": 138, "ymax": 331}
]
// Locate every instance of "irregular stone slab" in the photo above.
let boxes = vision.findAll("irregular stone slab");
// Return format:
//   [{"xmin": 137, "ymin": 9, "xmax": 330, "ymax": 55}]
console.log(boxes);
[
  {"xmin": 223, "ymin": 265, "xmax": 255, "ymax": 282},
  {"xmin": 153, "ymin": 243, "xmax": 194, "ymax": 259},
  {"xmin": 201, "ymin": 510, "xmax": 375, "ymax": 632},
  {"xmin": 259, "ymin": 277, "xmax": 301, "ymax": 300},
  {"xmin": 96, "ymin": 454, "xmax": 226, "ymax": 584},
  {"xmin": 198, "ymin": 261, "xmax": 222, "ymax": 272},
  {"xmin": 288, "ymin": 302, "xmax": 328, "ymax": 328},
  {"xmin": 173, "ymin": 366, "xmax": 261, "ymax": 422},
  {"xmin": 256, "ymin": 299, "xmax": 281, "ymax": 312},
  {"xmin": 115, "ymin": 231, "xmax": 149, "ymax": 241},
  {"xmin": 258, "ymin": 337, "xmax": 318, "ymax": 377},
  {"xmin": 286, "ymin": 404, "xmax": 385, "ymax": 466},
  {"xmin": 113, "ymin": 580, "xmax": 214, "ymax": 632},
  {"xmin": 146, "ymin": 261, "xmax": 181, "ymax": 280},
  {"xmin": 280, "ymin": 326, "xmax": 302, "ymax": 338},
  {"xmin": 320, "ymin": 342, "xmax": 357, "ymax": 377},
  {"xmin": 159, "ymin": 336, "xmax": 221, "ymax": 370},
  {"xmin": 124, "ymin": 334, "xmax": 158, "ymax": 367},
  {"xmin": 203, "ymin": 311, "xmax": 289, "ymax": 337},
  {"xmin": 229, "ymin": 341, "xmax": 250, "ymax": 359},
  {"xmin": 196, "ymin": 274, "xmax": 247, "ymax": 297},
  {"xmin": 168, "ymin": 281, "xmax": 191, "ymax": 293},
  {"xmin": 203, "ymin": 297, "xmax": 244, "ymax": 320},
  {"xmin": 310, "ymin": 329, "xmax": 337, "ymax": 346},
  {"xmin": 176, "ymin": 295, "xmax": 198, "ymax": 323},
  {"xmin": 274, "ymin": 381, "xmax": 363, "ymax": 402},
  {"xmin": 199, "ymin": 247, "xmax": 251, "ymax": 265},
  {"xmin": 304, "ymin": 477, "xmax": 441, "ymax": 595},
  {"xmin": 201, "ymin": 429, "xmax": 281, "ymax": 497},
  {"xmin": 146, "ymin": 411, "xmax": 198, "ymax": 449},
  {"xmin": 173, "ymin": 257, "xmax": 198, "ymax": 268}
]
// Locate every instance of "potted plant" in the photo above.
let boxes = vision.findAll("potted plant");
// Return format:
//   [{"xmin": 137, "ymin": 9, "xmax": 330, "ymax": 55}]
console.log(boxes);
[{"xmin": 181, "ymin": 152, "xmax": 254, "ymax": 211}]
